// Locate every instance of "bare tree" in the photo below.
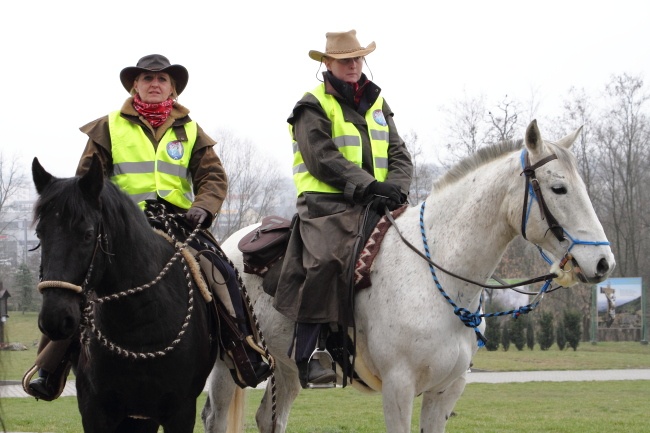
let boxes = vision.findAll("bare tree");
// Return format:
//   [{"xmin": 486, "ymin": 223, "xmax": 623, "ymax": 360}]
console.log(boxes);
[
  {"xmin": 441, "ymin": 91, "xmax": 487, "ymax": 166},
  {"xmin": 403, "ymin": 130, "xmax": 440, "ymax": 205},
  {"xmin": 486, "ymin": 95, "xmax": 521, "ymax": 144},
  {"xmin": 0, "ymin": 152, "xmax": 26, "ymax": 233},
  {"xmin": 558, "ymin": 87, "xmax": 600, "ymax": 199},
  {"xmin": 211, "ymin": 130, "xmax": 291, "ymax": 241},
  {"xmin": 595, "ymin": 74, "xmax": 650, "ymax": 279}
]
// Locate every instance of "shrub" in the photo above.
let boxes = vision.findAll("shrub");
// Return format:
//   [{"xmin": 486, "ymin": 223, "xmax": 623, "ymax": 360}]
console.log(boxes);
[
  {"xmin": 556, "ymin": 321, "xmax": 567, "ymax": 350},
  {"xmin": 564, "ymin": 310, "xmax": 582, "ymax": 351},
  {"xmin": 484, "ymin": 316, "xmax": 501, "ymax": 351},
  {"xmin": 501, "ymin": 321, "xmax": 511, "ymax": 351},
  {"xmin": 510, "ymin": 317, "xmax": 526, "ymax": 351},
  {"xmin": 538, "ymin": 312, "xmax": 555, "ymax": 350},
  {"xmin": 526, "ymin": 318, "xmax": 535, "ymax": 350}
]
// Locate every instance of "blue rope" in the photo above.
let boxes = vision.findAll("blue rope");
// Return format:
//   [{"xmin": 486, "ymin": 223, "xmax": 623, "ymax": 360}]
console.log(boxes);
[{"xmin": 419, "ymin": 201, "xmax": 553, "ymax": 349}]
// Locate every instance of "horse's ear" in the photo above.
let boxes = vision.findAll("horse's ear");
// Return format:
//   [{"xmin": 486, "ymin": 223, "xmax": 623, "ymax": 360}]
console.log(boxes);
[
  {"xmin": 524, "ymin": 119, "xmax": 544, "ymax": 157},
  {"xmin": 556, "ymin": 125, "xmax": 583, "ymax": 149},
  {"xmin": 32, "ymin": 157, "xmax": 53, "ymax": 194},
  {"xmin": 78, "ymin": 154, "xmax": 105, "ymax": 205}
]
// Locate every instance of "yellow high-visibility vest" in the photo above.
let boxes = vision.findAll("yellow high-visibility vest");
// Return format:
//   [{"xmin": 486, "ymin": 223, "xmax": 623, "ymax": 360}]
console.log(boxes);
[
  {"xmin": 108, "ymin": 111, "xmax": 197, "ymax": 209},
  {"xmin": 292, "ymin": 84, "xmax": 389, "ymax": 195}
]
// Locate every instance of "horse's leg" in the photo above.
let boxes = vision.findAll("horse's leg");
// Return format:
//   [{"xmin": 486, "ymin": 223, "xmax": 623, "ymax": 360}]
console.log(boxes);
[
  {"xmin": 251, "ymin": 294, "xmax": 302, "ymax": 433},
  {"xmin": 76, "ymin": 381, "xmax": 123, "ymax": 433},
  {"xmin": 381, "ymin": 375, "xmax": 417, "ymax": 433},
  {"xmin": 255, "ymin": 358, "xmax": 302, "ymax": 433},
  {"xmin": 115, "ymin": 418, "xmax": 159, "ymax": 433},
  {"xmin": 159, "ymin": 400, "xmax": 197, "ymax": 433},
  {"xmin": 202, "ymin": 359, "xmax": 241, "ymax": 433},
  {"xmin": 419, "ymin": 376, "xmax": 467, "ymax": 433}
]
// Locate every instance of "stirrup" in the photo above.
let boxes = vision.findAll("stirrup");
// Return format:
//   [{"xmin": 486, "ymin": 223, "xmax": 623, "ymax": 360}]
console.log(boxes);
[
  {"xmin": 22, "ymin": 363, "xmax": 70, "ymax": 401},
  {"xmin": 306, "ymin": 349, "xmax": 336, "ymax": 389}
]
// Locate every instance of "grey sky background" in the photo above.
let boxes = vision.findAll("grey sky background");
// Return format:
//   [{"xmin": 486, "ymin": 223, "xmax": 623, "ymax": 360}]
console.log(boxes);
[{"xmin": 2, "ymin": 0, "xmax": 648, "ymax": 189}]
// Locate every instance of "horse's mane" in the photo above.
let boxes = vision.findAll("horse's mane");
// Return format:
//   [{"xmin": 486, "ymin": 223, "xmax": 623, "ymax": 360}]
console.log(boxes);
[
  {"xmin": 433, "ymin": 138, "xmax": 578, "ymax": 191},
  {"xmin": 34, "ymin": 175, "xmax": 152, "ymax": 239}
]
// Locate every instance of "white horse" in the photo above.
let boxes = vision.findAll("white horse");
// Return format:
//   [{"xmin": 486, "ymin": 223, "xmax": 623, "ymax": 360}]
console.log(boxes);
[{"xmin": 202, "ymin": 119, "xmax": 615, "ymax": 433}]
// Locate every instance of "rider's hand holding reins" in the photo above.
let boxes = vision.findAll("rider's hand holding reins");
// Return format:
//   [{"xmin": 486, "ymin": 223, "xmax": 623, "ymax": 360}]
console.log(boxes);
[
  {"xmin": 186, "ymin": 206, "xmax": 209, "ymax": 228},
  {"xmin": 367, "ymin": 181, "xmax": 405, "ymax": 211}
]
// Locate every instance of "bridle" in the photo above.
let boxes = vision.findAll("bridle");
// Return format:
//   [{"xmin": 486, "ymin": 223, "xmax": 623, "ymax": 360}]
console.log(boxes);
[
  {"xmin": 519, "ymin": 149, "xmax": 610, "ymax": 268},
  {"xmin": 37, "ymin": 216, "xmax": 202, "ymax": 360},
  {"xmin": 36, "ymin": 221, "xmax": 109, "ymax": 295},
  {"xmin": 383, "ymin": 148, "xmax": 610, "ymax": 346}
]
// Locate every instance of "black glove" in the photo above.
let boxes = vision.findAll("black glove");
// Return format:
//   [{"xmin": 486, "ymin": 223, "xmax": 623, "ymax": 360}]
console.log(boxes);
[
  {"xmin": 373, "ymin": 196, "xmax": 402, "ymax": 212},
  {"xmin": 367, "ymin": 181, "xmax": 405, "ymax": 212},
  {"xmin": 367, "ymin": 181, "xmax": 404, "ymax": 203},
  {"xmin": 186, "ymin": 207, "xmax": 209, "ymax": 227}
]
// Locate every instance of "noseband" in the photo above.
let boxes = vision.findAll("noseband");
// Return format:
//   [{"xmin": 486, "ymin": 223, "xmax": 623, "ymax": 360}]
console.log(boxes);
[{"xmin": 36, "ymin": 221, "xmax": 109, "ymax": 294}]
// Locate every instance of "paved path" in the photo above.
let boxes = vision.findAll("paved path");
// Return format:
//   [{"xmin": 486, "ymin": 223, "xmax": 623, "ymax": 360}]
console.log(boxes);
[{"xmin": 3, "ymin": 369, "xmax": 650, "ymax": 399}]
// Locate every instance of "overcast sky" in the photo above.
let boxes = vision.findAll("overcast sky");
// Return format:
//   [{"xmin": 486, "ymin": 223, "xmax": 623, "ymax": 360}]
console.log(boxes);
[{"xmin": 2, "ymin": 0, "xmax": 648, "ymax": 189}]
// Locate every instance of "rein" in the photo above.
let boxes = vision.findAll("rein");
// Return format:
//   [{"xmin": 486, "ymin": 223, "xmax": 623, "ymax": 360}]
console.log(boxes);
[
  {"xmin": 382, "ymin": 148, "xmax": 610, "ymax": 347},
  {"xmin": 38, "ymin": 215, "xmax": 203, "ymax": 360},
  {"xmin": 383, "ymin": 209, "xmax": 557, "ymax": 290}
]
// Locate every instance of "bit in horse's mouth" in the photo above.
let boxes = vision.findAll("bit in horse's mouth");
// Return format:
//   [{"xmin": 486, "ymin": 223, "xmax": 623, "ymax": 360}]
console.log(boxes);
[{"xmin": 572, "ymin": 257, "xmax": 609, "ymax": 285}]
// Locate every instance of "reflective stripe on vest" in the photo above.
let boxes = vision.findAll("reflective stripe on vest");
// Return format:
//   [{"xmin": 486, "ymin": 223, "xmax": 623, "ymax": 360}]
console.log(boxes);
[
  {"xmin": 108, "ymin": 111, "xmax": 197, "ymax": 210},
  {"xmin": 291, "ymin": 84, "xmax": 389, "ymax": 195}
]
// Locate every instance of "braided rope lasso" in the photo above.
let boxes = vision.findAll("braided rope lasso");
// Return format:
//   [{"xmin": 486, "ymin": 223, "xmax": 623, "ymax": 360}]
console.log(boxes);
[{"xmin": 80, "ymin": 220, "xmax": 203, "ymax": 359}]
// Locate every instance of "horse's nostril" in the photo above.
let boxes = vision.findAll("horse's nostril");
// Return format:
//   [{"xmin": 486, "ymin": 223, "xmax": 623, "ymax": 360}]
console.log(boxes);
[{"xmin": 596, "ymin": 257, "xmax": 610, "ymax": 277}]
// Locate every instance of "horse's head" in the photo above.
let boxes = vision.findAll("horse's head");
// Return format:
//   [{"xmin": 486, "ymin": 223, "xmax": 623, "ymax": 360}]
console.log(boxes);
[
  {"xmin": 519, "ymin": 119, "xmax": 615, "ymax": 286},
  {"xmin": 32, "ymin": 155, "xmax": 105, "ymax": 340}
]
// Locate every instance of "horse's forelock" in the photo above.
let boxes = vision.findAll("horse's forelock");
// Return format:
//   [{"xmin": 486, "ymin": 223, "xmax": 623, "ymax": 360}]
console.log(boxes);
[{"xmin": 546, "ymin": 140, "xmax": 579, "ymax": 179}]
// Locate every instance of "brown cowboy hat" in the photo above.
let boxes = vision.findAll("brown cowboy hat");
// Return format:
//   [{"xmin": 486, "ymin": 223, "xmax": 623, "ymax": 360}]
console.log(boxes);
[
  {"xmin": 309, "ymin": 29, "xmax": 376, "ymax": 62},
  {"xmin": 119, "ymin": 54, "xmax": 189, "ymax": 95}
]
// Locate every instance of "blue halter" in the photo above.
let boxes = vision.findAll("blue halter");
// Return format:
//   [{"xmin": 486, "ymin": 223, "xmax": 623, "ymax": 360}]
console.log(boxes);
[
  {"xmin": 519, "ymin": 149, "xmax": 610, "ymax": 265},
  {"xmin": 418, "ymin": 149, "xmax": 610, "ymax": 348}
]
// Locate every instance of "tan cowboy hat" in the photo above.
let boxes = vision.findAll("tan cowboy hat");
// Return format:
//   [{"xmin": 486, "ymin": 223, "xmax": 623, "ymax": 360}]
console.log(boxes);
[
  {"xmin": 119, "ymin": 54, "xmax": 189, "ymax": 95},
  {"xmin": 308, "ymin": 29, "xmax": 376, "ymax": 62}
]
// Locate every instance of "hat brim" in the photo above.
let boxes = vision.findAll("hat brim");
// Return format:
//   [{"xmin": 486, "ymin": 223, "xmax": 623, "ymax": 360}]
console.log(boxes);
[
  {"xmin": 119, "ymin": 64, "xmax": 189, "ymax": 95},
  {"xmin": 309, "ymin": 41, "xmax": 376, "ymax": 62}
]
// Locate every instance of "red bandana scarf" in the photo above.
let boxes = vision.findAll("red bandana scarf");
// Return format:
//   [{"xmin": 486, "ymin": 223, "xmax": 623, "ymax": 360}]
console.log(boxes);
[{"xmin": 133, "ymin": 94, "xmax": 174, "ymax": 128}]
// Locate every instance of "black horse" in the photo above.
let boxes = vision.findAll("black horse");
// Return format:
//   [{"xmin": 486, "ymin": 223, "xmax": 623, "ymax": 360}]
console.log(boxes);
[{"xmin": 32, "ymin": 155, "xmax": 219, "ymax": 433}]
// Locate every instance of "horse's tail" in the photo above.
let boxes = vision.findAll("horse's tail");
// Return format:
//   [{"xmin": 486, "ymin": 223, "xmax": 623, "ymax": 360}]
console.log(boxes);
[{"xmin": 226, "ymin": 387, "xmax": 247, "ymax": 433}]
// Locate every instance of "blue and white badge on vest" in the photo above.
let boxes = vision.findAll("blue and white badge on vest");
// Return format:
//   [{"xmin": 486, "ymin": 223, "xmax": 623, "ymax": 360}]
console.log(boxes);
[
  {"xmin": 373, "ymin": 109, "xmax": 387, "ymax": 126},
  {"xmin": 166, "ymin": 140, "xmax": 184, "ymax": 160}
]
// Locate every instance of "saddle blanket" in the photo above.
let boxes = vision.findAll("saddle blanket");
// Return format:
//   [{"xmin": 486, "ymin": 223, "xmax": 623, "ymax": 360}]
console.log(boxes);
[{"xmin": 354, "ymin": 205, "xmax": 408, "ymax": 290}]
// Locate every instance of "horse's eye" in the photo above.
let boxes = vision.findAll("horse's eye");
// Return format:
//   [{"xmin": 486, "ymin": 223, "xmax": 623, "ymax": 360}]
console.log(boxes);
[
  {"xmin": 552, "ymin": 186, "xmax": 568, "ymax": 195},
  {"xmin": 85, "ymin": 229, "xmax": 95, "ymax": 242}
]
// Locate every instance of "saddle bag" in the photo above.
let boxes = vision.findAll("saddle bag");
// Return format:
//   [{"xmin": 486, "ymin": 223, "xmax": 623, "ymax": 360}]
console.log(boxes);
[{"xmin": 238, "ymin": 215, "xmax": 295, "ymax": 276}]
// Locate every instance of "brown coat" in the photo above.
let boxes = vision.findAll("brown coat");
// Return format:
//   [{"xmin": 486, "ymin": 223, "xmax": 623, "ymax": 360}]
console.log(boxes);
[
  {"xmin": 76, "ymin": 97, "xmax": 228, "ymax": 223},
  {"xmin": 273, "ymin": 74, "xmax": 413, "ymax": 326}
]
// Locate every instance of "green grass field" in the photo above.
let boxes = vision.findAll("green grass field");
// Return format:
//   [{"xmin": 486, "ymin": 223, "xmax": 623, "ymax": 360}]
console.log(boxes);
[{"xmin": 1, "ymin": 312, "xmax": 649, "ymax": 432}]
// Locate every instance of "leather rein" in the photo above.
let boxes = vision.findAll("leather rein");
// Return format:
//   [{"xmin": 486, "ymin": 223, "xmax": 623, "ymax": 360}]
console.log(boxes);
[{"xmin": 383, "ymin": 150, "xmax": 574, "ymax": 294}]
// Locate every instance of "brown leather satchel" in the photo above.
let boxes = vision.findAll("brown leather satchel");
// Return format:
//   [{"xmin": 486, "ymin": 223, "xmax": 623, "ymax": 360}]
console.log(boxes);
[{"xmin": 238, "ymin": 215, "xmax": 295, "ymax": 276}]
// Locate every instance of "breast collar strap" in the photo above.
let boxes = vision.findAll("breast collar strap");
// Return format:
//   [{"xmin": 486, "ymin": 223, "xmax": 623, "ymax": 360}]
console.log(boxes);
[{"xmin": 520, "ymin": 150, "xmax": 565, "ymax": 243}]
